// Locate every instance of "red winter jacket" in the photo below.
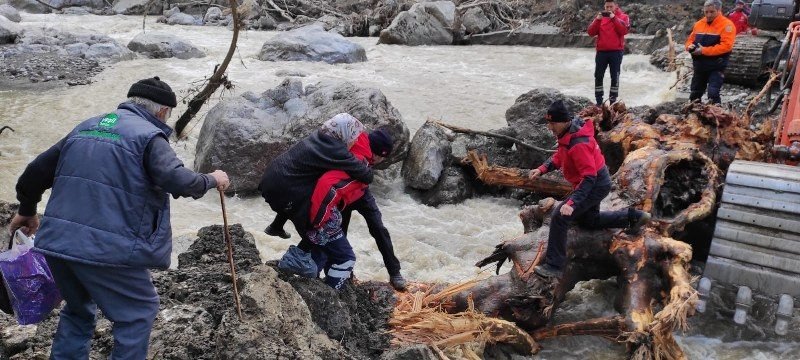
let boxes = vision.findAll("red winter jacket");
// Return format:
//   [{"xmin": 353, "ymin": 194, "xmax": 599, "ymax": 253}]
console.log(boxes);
[
  {"xmin": 309, "ymin": 133, "xmax": 372, "ymax": 228},
  {"xmin": 536, "ymin": 118, "xmax": 607, "ymax": 207},
  {"xmin": 727, "ymin": 10, "xmax": 748, "ymax": 34},
  {"xmin": 587, "ymin": 8, "xmax": 630, "ymax": 51}
]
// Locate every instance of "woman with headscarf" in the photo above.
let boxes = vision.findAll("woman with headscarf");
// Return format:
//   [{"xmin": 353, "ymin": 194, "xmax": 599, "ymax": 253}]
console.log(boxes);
[{"xmin": 259, "ymin": 113, "xmax": 373, "ymax": 281}]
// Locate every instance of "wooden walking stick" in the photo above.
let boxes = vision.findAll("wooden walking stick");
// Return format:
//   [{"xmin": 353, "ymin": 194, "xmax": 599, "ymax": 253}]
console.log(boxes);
[{"xmin": 218, "ymin": 189, "xmax": 243, "ymax": 320}]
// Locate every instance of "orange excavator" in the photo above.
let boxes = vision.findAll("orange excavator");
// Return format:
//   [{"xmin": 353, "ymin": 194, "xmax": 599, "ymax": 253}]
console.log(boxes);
[{"xmin": 702, "ymin": 21, "xmax": 800, "ymax": 301}]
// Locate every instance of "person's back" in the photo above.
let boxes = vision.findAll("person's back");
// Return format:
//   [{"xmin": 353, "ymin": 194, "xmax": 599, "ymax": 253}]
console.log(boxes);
[
  {"xmin": 36, "ymin": 104, "xmax": 175, "ymax": 268},
  {"xmin": 259, "ymin": 130, "xmax": 373, "ymax": 217},
  {"xmin": 10, "ymin": 76, "xmax": 229, "ymax": 360}
]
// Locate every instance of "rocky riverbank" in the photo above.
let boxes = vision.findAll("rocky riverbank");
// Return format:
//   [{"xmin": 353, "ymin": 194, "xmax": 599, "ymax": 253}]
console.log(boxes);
[{"xmin": 0, "ymin": 201, "xmax": 409, "ymax": 359}]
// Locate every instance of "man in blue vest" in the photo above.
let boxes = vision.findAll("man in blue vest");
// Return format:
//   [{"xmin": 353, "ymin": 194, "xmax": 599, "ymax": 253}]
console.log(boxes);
[{"xmin": 8, "ymin": 77, "xmax": 230, "ymax": 359}]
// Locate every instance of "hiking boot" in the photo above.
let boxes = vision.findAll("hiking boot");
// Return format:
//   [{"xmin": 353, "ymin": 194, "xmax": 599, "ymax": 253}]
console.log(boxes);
[
  {"xmin": 265, "ymin": 224, "xmax": 291, "ymax": 239},
  {"xmin": 533, "ymin": 263, "xmax": 563, "ymax": 278},
  {"xmin": 389, "ymin": 274, "xmax": 407, "ymax": 291},
  {"xmin": 278, "ymin": 245, "xmax": 318, "ymax": 278},
  {"xmin": 626, "ymin": 209, "xmax": 651, "ymax": 235}
]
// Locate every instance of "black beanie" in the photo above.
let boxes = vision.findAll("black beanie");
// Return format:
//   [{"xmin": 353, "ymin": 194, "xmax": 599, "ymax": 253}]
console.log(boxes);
[
  {"xmin": 127, "ymin": 76, "xmax": 177, "ymax": 108},
  {"xmin": 368, "ymin": 128, "xmax": 393, "ymax": 157},
  {"xmin": 545, "ymin": 100, "xmax": 572, "ymax": 123}
]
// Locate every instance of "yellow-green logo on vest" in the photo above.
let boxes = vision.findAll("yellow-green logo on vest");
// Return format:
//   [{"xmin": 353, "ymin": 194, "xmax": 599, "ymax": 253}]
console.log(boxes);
[{"xmin": 99, "ymin": 113, "xmax": 119, "ymax": 128}]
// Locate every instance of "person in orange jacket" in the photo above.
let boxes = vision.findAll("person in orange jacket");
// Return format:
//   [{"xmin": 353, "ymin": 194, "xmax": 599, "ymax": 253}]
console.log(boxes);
[{"xmin": 685, "ymin": 0, "xmax": 736, "ymax": 104}]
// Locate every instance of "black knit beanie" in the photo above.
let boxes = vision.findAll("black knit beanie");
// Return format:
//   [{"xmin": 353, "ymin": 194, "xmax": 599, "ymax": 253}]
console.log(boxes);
[
  {"xmin": 368, "ymin": 128, "xmax": 393, "ymax": 157},
  {"xmin": 545, "ymin": 100, "xmax": 572, "ymax": 123},
  {"xmin": 127, "ymin": 76, "xmax": 177, "ymax": 108}
]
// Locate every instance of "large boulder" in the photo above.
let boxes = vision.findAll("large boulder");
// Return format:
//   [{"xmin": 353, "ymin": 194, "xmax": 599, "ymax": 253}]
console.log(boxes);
[
  {"xmin": 194, "ymin": 79, "xmax": 410, "ymax": 194},
  {"xmin": 257, "ymin": 24, "xmax": 367, "ymax": 64},
  {"xmin": 379, "ymin": 1, "xmax": 457, "ymax": 45},
  {"xmin": 111, "ymin": 0, "xmax": 161, "ymax": 14},
  {"xmin": 165, "ymin": 12, "xmax": 201, "ymax": 25},
  {"xmin": 49, "ymin": 0, "xmax": 103, "ymax": 9},
  {"xmin": 127, "ymin": 32, "xmax": 205, "ymax": 59},
  {"xmin": 6, "ymin": 0, "xmax": 50, "ymax": 13},
  {"xmin": 462, "ymin": 7, "xmax": 491, "ymax": 35},
  {"xmin": 15, "ymin": 27, "xmax": 135, "ymax": 63},
  {"xmin": 417, "ymin": 165, "xmax": 475, "ymax": 207},
  {"xmin": 402, "ymin": 121, "xmax": 451, "ymax": 190},
  {"xmin": 0, "ymin": 4, "xmax": 21, "ymax": 22},
  {"xmin": 0, "ymin": 14, "xmax": 20, "ymax": 44},
  {"xmin": 505, "ymin": 88, "xmax": 593, "ymax": 167}
]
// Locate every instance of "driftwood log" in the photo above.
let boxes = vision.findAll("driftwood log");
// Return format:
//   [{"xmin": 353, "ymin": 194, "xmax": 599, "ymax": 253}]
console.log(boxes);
[{"xmin": 391, "ymin": 102, "xmax": 770, "ymax": 359}]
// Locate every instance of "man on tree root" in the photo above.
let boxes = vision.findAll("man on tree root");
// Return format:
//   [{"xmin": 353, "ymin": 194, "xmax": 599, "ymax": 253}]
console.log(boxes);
[{"xmin": 528, "ymin": 100, "xmax": 650, "ymax": 278}]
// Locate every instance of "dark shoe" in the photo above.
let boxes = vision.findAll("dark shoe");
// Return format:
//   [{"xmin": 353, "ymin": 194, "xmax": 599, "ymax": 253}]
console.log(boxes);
[
  {"xmin": 534, "ymin": 263, "xmax": 563, "ymax": 278},
  {"xmin": 278, "ymin": 245, "xmax": 318, "ymax": 278},
  {"xmin": 265, "ymin": 225, "xmax": 291, "ymax": 239},
  {"xmin": 626, "ymin": 209, "xmax": 651, "ymax": 235},
  {"xmin": 389, "ymin": 274, "xmax": 407, "ymax": 291}
]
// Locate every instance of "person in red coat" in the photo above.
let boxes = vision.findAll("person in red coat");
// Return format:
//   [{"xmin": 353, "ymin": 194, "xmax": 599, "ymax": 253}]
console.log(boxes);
[
  {"xmin": 728, "ymin": 0, "xmax": 749, "ymax": 34},
  {"xmin": 587, "ymin": 0, "xmax": 630, "ymax": 106},
  {"xmin": 528, "ymin": 100, "xmax": 650, "ymax": 278}
]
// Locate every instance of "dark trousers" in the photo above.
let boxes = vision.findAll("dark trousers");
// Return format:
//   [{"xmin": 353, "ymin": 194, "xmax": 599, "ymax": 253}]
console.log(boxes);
[
  {"xmin": 594, "ymin": 50, "xmax": 624, "ymax": 105},
  {"xmin": 45, "ymin": 256, "xmax": 159, "ymax": 360},
  {"xmin": 341, "ymin": 189, "xmax": 401, "ymax": 276},
  {"xmin": 311, "ymin": 236, "xmax": 357, "ymax": 290},
  {"xmin": 690, "ymin": 66, "xmax": 724, "ymax": 104},
  {"xmin": 545, "ymin": 169, "xmax": 630, "ymax": 269}
]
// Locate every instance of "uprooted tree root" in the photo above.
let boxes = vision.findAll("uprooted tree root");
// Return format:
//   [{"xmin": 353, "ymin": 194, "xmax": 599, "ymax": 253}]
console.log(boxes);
[{"xmin": 390, "ymin": 103, "xmax": 768, "ymax": 359}]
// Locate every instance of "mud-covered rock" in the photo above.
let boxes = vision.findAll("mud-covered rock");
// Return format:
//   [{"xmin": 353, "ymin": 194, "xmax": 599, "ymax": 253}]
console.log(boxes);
[
  {"xmin": 280, "ymin": 273, "xmax": 395, "ymax": 359},
  {"xmin": 257, "ymin": 24, "xmax": 367, "ymax": 64},
  {"xmin": 194, "ymin": 79, "xmax": 410, "ymax": 194}
]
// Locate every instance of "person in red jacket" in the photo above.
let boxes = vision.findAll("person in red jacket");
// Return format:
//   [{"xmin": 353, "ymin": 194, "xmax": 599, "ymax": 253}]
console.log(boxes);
[
  {"xmin": 587, "ymin": 0, "xmax": 630, "ymax": 106},
  {"xmin": 727, "ymin": 1, "xmax": 749, "ymax": 34},
  {"xmin": 528, "ymin": 100, "xmax": 650, "ymax": 278}
]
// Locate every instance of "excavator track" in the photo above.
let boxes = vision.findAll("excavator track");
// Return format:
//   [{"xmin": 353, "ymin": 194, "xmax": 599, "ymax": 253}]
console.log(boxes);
[
  {"xmin": 703, "ymin": 160, "xmax": 800, "ymax": 297},
  {"xmin": 725, "ymin": 36, "xmax": 781, "ymax": 87}
]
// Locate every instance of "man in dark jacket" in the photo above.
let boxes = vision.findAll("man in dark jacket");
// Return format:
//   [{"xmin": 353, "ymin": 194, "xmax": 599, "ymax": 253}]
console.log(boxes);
[
  {"xmin": 587, "ymin": 0, "xmax": 630, "ymax": 106},
  {"xmin": 259, "ymin": 126, "xmax": 373, "ymax": 278},
  {"xmin": 685, "ymin": 0, "xmax": 736, "ymax": 104},
  {"xmin": 340, "ymin": 129, "xmax": 406, "ymax": 290},
  {"xmin": 9, "ymin": 77, "xmax": 230, "ymax": 360},
  {"xmin": 528, "ymin": 100, "xmax": 650, "ymax": 278}
]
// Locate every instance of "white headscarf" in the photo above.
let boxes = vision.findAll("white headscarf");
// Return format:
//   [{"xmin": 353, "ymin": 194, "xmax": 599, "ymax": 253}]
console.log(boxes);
[{"xmin": 320, "ymin": 113, "xmax": 365, "ymax": 149}]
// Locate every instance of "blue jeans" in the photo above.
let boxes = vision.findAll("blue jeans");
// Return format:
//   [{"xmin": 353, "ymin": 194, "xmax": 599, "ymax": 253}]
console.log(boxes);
[
  {"xmin": 45, "ymin": 256, "xmax": 159, "ymax": 360},
  {"xmin": 595, "ymin": 50, "xmax": 624, "ymax": 105},
  {"xmin": 545, "ymin": 168, "xmax": 630, "ymax": 269}
]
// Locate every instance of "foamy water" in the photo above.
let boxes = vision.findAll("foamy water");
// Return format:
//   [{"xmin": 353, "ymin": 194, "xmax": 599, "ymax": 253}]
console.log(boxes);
[{"xmin": 2, "ymin": 13, "xmax": 794, "ymax": 359}]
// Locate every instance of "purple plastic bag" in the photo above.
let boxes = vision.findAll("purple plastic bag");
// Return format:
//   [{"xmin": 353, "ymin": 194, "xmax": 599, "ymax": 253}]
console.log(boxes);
[{"xmin": 0, "ymin": 236, "xmax": 62, "ymax": 325}]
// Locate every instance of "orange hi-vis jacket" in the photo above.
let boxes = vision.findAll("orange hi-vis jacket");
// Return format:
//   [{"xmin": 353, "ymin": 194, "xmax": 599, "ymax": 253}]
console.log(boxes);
[{"xmin": 685, "ymin": 15, "xmax": 736, "ymax": 70}]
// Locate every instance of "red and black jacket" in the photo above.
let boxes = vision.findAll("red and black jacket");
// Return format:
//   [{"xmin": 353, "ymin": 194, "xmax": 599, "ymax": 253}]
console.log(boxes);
[
  {"xmin": 536, "ymin": 117, "xmax": 607, "ymax": 208},
  {"xmin": 309, "ymin": 133, "xmax": 372, "ymax": 228}
]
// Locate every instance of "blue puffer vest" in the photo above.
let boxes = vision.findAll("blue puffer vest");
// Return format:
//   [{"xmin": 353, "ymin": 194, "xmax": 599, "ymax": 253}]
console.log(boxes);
[{"xmin": 34, "ymin": 103, "xmax": 174, "ymax": 269}]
